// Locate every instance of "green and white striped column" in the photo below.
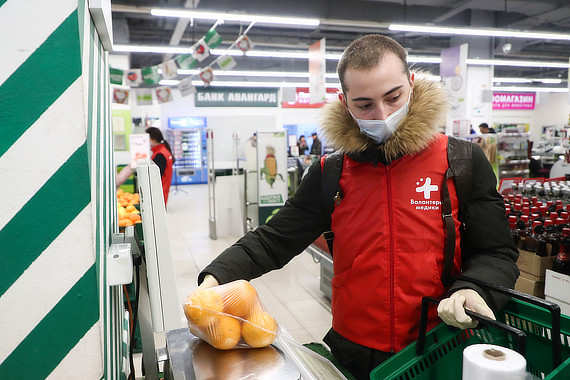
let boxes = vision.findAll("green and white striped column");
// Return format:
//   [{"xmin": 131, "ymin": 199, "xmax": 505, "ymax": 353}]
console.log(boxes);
[{"xmin": 0, "ymin": 1, "xmax": 123, "ymax": 379}]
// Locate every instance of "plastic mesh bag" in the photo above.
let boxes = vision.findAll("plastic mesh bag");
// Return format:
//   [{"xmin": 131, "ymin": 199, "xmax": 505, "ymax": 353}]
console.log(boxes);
[{"xmin": 183, "ymin": 280, "xmax": 279, "ymax": 350}]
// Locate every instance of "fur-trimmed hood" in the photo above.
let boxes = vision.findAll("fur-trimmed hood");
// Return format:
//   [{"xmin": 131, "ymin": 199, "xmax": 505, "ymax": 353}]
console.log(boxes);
[{"xmin": 319, "ymin": 73, "xmax": 449, "ymax": 162}]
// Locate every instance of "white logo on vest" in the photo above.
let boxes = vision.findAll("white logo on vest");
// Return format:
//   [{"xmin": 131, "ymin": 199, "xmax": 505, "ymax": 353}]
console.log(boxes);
[{"xmin": 410, "ymin": 177, "xmax": 441, "ymax": 211}]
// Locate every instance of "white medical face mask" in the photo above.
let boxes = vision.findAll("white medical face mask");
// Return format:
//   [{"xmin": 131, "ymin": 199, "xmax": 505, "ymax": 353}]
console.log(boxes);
[{"xmin": 348, "ymin": 91, "xmax": 411, "ymax": 144}]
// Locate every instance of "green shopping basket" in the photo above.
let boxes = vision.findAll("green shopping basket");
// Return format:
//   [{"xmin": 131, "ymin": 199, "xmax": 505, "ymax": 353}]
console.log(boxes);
[{"xmin": 371, "ymin": 276, "xmax": 570, "ymax": 380}]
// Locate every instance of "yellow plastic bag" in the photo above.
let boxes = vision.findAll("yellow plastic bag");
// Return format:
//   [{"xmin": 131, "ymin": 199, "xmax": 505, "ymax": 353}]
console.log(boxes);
[{"xmin": 183, "ymin": 280, "xmax": 278, "ymax": 350}]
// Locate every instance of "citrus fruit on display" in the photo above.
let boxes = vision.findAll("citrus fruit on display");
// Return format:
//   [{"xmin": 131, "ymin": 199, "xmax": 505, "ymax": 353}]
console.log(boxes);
[{"xmin": 183, "ymin": 289, "xmax": 224, "ymax": 327}]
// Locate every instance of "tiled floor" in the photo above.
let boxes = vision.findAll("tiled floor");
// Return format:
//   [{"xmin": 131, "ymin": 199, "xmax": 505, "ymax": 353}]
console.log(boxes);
[{"xmin": 166, "ymin": 183, "xmax": 333, "ymax": 345}]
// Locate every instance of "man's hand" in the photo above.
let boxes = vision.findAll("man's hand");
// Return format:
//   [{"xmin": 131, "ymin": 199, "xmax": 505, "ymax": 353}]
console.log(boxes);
[
  {"xmin": 437, "ymin": 289, "xmax": 495, "ymax": 329},
  {"xmin": 198, "ymin": 274, "xmax": 219, "ymax": 289}
]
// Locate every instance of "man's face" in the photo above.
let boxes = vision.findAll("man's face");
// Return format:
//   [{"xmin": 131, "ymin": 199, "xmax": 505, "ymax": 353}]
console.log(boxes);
[
  {"xmin": 343, "ymin": 53, "xmax": 412, "ymax": 121},
  {"xmin": 300, "ymin": 137, "xmax": 305, "ymax": 143}
]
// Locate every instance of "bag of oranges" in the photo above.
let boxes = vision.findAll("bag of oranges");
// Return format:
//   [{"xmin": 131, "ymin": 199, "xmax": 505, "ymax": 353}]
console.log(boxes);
[{"xmin": 183, "ymin": 280, "xmax": 279, "ymax": 350}]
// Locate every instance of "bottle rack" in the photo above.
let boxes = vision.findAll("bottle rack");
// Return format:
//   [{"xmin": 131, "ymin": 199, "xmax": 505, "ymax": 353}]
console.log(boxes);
[{"xmin": 497, "ymin": 132, "xmax": 530, "ymax": 179}]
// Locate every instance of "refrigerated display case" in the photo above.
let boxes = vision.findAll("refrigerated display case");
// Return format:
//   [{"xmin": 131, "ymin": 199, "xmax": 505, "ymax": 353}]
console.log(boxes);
[{"xmin": 167, "ymin": 117, "xmax": 208, "ymax": 185}]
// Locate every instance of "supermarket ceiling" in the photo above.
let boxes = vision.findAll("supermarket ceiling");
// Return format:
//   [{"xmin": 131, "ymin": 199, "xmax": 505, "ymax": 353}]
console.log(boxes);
[{"xmin": 110, "ymin": 0, "xmax": 570, "ymax": 87}]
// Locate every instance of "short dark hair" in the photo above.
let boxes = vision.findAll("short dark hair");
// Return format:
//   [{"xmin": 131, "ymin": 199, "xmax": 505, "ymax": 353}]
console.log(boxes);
[
  {"xmin": 337, "ymin": 34, "xmax": 410, "ymax": 94},
  {"xmin": 311, "ymin": 132, "xmax": 318, "ymax": 137},
  {"xmin": 479, "ymin": 123, "xmax": 489, "ymax": 129}
]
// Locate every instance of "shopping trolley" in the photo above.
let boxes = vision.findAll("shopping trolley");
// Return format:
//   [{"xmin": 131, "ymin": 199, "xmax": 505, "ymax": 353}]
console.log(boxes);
[{"xmin": 370, "ymin": 276, "xmax": 570, "ymax": 380}]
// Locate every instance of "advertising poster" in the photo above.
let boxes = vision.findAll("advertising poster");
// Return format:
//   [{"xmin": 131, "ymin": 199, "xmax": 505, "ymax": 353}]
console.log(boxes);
[
  {"xmin": 441, "ymin": 44, "xmax": 468, "ymax": 121},
  {"xmin": 129, "ymin": 133, "xmax": 150, "ymax": 168},
  {"xmin": 492, "ymin": 92, "xmax": 536, "ymax": 110},
  {"xmin": 257, "ymin": 131, "xmax": 288, "ymax": 224},
  {"xmin": 309, "ymin": 38, "xmax": 326, "ymax": 104}
]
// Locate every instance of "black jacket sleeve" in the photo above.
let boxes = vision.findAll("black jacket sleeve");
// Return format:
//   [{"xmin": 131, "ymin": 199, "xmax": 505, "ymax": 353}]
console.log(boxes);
[
  {"xmin": 198, "ymin": 160, "xmax": 329, "ymax": 285},
  {"xmin": 449, "ymin": 143, "xmax": 520, "ymax": 312},
  {"xmin": 152, "ymin": 153, "xmax": 167, "ymax": 177}
]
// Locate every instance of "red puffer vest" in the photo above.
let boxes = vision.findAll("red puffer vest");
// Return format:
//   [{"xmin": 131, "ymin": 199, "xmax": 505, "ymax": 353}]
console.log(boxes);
[
  {"xmin": 151, "ymin": 144, "xmax": 174, "ymax": 205},
  {"xmin": 330, "ymin": 134, "xmax": 462, "ymax": 353}
]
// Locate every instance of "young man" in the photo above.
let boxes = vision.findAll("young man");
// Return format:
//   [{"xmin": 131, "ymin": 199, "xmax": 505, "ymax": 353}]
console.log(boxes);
[{"xmin": 198, "ymin": 35, "xmax": 518, "ymax": 380}]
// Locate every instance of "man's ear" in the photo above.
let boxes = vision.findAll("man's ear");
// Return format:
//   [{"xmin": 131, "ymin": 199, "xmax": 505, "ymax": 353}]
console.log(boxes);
[
  {"xmin": 338, "ymin": 92, "xmax": 347, "ymax": 106},
  {"xmin": 409, "ymin": 72, "xmax": 415, "ymax": 87}
]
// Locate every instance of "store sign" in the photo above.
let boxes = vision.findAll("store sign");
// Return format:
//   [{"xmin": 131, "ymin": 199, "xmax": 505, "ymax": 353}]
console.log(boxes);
[
  {"xmin": 492, "ymin": 92, "xmax": 535, "ymax": 110},
  {"xmin": 195, "ymin": 87, "xmax": 279, "ymax": 107},
  {"xmin": 282, "ymin": 87, "xmax": 341, "ymax": 108}
]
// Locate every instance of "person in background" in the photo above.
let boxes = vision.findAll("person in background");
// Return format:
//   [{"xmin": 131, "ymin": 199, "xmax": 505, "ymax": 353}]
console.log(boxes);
[
  {"xmin": 479, "ymin": 122, "xmax": 496, "ymax": 134},
  {"xmin": 196, "ymin": 35, "xmax": 518, "ymax": 380},
  {"xmin": 309, "ymin": 132, "xmax": 322, "ymax": 156},
  {"xmin": 246, "ymin": 132, "xmax": 257, "ymax": 148},
  {"xmin": 146, "ymin": 127, "xmax": 175, "ymax": 205},
  {"xmin": 297, "ymin": 135, "xmax": 308, "ymax": 155}
]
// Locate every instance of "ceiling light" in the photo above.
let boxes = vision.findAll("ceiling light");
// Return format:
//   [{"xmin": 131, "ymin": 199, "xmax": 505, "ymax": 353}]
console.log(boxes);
[
  {"xmin": 492, "ymin": 86, "xmax": 569, "ymax": 93},
  {"xmin": 159, "ymin": 80, "xmax": 180, "ymax": 86},
  {"xmin": 151, "ymin": 9, "xmax": 320, "ymax": 27},
  {"xmin": 113, "ymin": 44, "xmax": 192, "ymax": 54},
  {"xmin": 492, "ymin": 78, "xmax": 532, "ymax": 83},
  {"xmin": 407, "ymin": 56, "xmax": 442, "ymax": 64},
  {"xmin": 467, "ymin": 59, "xmax": 570, "ymax": 69},
  {"xmin": 389, "ymin": 24, "xmax": 570, "ymax": 41},
  {"xmin": 493, "ymin": 78, "xmax": 563, "ymax": 84},
  {"xmin": 160, "ymin": 79, "xmax": 338, "ymax": 88}
]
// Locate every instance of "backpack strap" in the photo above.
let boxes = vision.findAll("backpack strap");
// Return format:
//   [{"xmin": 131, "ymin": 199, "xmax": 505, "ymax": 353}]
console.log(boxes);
[
  {"xmin": 441, "ymin": 136, "xmax": 473, "ymax": 288},
  {"xmin": 320, "ymin": 151, "xmax": 344, "ymax": 255}
]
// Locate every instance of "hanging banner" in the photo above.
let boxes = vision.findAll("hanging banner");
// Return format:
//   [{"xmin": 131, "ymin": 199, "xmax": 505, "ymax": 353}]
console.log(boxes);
[
  {"xmin": 195, "ymin": 86, "xmax": 279, "ymax": 107},
  {"xmin": 441, "ymin": 44, "xmax": 468, "ymax": 121},
  {"xmin": 110, "ymin": 68, "xmax": 124, "ymax": 85},
  {"xmin": 236, "ymin": 35, "xmax": 254, "ymax": 52},
  {"xmin": 282, "ymin": 87, "xmax": 341, "ymax": 108},
  {"xmin": 309, "ymin": 38, "xmax": 326, "ymax": 104},
  {"xmin": 217, "ymin": 55, "xmax": 237, "ymax": 71},
  {"xmin": 492, "ymin": 92, "xmax": 536, "ymax": 110},
  {"xmin": 257, "ymin": 131, "xmax": 288, "ymax": 224},
  {"xmin": 155, "ymin": 86, "xmax": 173, "ymax": 103},
  {"xmin": 142, "ymin": 66, "xmax": 161, "ymax": 85},
  {"xmin": 193, "ymin": 38, "xmax": 210, "ymax": 62},
  {"xmin": 176, "ymin": 54, "xmax": 198, "ymax": 70},
  {"xmin": 112, "ymin": 88, "xmax": 129, "ymax": 104},
  {"xmin": 158, "ymin": 59, "xmax": 178, "ymax": 80},
  {"xmin": 199, "ymin": 67, "xmax": 215, "ymax": 86},
  {"xmin": 135, "ymin": 88, "xmax": 153, "ymax": 106},
  {"xmin": 125, "ymin": 69, "xmax": 143, "ymax": 87},
  {"xmin": 204, "ymin": 29, "xmax": 222, "ymax": 48},
  {"xmin": 178, "ymin": 77, "xmax": 196, "ymax": 97}
]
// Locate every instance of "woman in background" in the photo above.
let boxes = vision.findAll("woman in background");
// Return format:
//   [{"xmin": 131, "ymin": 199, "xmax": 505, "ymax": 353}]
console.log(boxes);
[{"xmin": 146, "ymin": 127, "xmax": 175, "ymax": 205}]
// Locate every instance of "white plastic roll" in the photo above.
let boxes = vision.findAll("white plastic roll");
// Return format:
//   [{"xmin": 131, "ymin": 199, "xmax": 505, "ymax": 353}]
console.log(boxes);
[{"xmin": 462, "ymin": 344, "xmax": 527, "ymax": 380}]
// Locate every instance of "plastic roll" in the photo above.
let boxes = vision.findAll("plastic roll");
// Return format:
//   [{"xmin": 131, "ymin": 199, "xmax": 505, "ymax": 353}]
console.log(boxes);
[{"xmin": 462, "ymin": 344, "xmax": 527, "ymax": 380}]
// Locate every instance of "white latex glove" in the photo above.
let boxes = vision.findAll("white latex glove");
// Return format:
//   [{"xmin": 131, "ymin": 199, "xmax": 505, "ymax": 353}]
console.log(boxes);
[
  {"xmin": 198, "ymin": 274, "xmax": 219, "ymax": 289},
  {"xmin": 437, "ymin": 289, "xmax": 495, "ymax": 329}
]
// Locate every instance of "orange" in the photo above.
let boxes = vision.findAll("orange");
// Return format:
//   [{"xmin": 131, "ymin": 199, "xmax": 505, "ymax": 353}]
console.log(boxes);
[
  {"xmin": 222, "ymin": 280, "xmax": 259, "ymax": 318},
  {"xmin": 207, "ymin": 315, "xmax": 241, "ymax": 350},
  {"xmin": 118, "ymin": 219, "xmax": 128, "ymax": 227},
  {"xmin": 125, "ymin": 204, "xmax": 136, "ymax": 212},
  {"xmin": 124, "ymin": 219, "xmax": 134, "ymax": 226},
  {"xmin": 184, "ymin": 289, "xmax": 224, "ymax": 327},
  {"xmin": 129, "ymin": 213, "xmax": 141, "ymax": 222},
  {"xmin": 242, "ymin": 310, "xmax": 277, "ymax": 348}
]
